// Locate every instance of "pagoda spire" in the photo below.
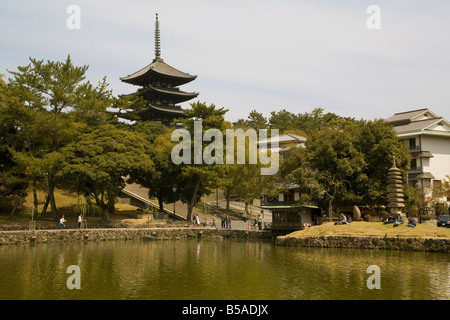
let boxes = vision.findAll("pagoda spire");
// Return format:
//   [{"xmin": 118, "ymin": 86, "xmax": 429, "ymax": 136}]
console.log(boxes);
[{"xmin": 154, "ymin": 13, "xmax": 161, "ymax": 60}]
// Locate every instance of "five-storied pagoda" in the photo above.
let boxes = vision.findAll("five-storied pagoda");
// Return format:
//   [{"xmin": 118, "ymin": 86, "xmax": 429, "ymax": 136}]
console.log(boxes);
[{"xmin": 120, "ymin": 14, "xmax": 198, "ymax": 126}]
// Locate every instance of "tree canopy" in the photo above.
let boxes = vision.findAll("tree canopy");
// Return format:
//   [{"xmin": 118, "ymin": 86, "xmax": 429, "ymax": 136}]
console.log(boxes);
[{"xmin": 0, "ymin": 56, "xmax": 420, "ymax": 224}]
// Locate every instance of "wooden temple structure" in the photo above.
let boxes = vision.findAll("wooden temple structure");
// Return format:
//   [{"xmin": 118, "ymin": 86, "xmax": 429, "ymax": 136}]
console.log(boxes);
[{"xmin": 120, "ymin": 14, "xmax": 198, "ymax": 126}]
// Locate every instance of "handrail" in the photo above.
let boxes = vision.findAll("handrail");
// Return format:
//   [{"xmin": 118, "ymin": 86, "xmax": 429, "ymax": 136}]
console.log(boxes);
[{"xmin": 120, "ymin": 188, "xmax": 186, "ymax": 221}]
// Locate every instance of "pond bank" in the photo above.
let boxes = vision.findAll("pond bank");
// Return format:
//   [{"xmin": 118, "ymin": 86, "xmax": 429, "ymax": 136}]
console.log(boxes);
[
  {"xmin": 0, "ymin": 227, "xmax": 272, "ymax": 245},
  {"xmin": 1, "ymin": 227, "xmax": 449, "ymax": 253},
  {"xmin": 276, "ymin": 234, "xmax": 449, "ymax": 253}
]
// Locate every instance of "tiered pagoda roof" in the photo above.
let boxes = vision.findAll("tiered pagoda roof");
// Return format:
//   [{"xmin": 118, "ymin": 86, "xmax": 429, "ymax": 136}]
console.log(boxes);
[{"xmin": 120, "ymin": 13, "xmax": 198, "ymax": 125}]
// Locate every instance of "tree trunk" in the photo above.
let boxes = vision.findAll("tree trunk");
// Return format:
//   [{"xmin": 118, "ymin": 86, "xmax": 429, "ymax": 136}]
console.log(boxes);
[
  {"xmin": 328, "ymin": 198, "xmax": 333, "ymax": 218},
  {"xmin": 104, "ymin": 191, "xmax": 115, "ymax": 224},
  {"xmin": 187, "ymin": 175, "xmax": 201, "ymax": 224},
  {"xmin": 9, "ymin": 194, "xmax": 25, "ymax": 219},
  {"xmin": 32, "ymin": 180, "xmax": 38, "ymax": 217},
  {"xmin": 101, "ymin": 205, "xmax": 111, "ymax": 225},
  {"xmin": 41, "ymin": 194, "xmax": 49, "ymax": 217},
  {"xmin": 158, "ymin": 197, "xmax": 164, "ymax": 212},
  {"xmin": 84, "ymin": 194, "xmax": 93, "ymax": 216},
  {"xmin": 48, "ymin": 174, "xmax": 58, "ymax": 221},
  {"xmin": 226, "ymin": 194, "xmax": 231, "ymax": 211}
]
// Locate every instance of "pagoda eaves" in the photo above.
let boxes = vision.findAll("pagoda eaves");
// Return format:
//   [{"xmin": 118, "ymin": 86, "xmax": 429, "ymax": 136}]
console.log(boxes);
[{"xmin": 120, "ymin": 57, "xmax": 197, "ymax": 87}]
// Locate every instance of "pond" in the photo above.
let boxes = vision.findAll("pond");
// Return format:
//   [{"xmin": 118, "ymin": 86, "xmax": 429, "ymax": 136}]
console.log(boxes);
[{"xmin": 0, "ymin": 239, "xmax": 448, "ymax": 300}]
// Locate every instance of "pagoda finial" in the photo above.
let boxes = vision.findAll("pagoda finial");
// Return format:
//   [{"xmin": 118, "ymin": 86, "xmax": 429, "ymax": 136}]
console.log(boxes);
[{"xmin": 155, "ymin": 13, "xmax": 161, "ymax": 59}]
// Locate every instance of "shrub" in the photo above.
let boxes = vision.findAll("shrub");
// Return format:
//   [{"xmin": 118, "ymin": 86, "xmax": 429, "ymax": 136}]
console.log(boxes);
[
  {"xmin": 379, "ymin": 209, "xmax": 389, "ymax": 218},
  {"xmin": 407, "ymin": 205, "xmax": 419, "ymax": 217}
]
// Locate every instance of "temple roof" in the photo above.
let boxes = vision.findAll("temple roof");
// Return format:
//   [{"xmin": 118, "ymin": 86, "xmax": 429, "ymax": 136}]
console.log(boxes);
[
  {"xmin": 148, "ymin": 104, "xmax": 185, "ymax": 115},
  {"xmin": 120, "ymin": 58, "xmax": 197, "ymax": 86},
  {"xmin": 138, "ymin": 84, "xmax": 198, "ymax": 103}
]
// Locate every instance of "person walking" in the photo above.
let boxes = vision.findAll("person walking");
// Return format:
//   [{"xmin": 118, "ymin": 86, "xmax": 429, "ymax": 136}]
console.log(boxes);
[
  {"xmin": 212, "ymin": 215, "xmax": 216, "ymax": 228},
  {"xmin": 224, "ymin": 215, "xmax": 229, "ymax": 228},
  {"xmin": 196, "ymin": 214, "xmax": 201, "ymax": 227},
  {"xmin": 228, "ymin": 215, "xmax": 232, "ymax": 229}
]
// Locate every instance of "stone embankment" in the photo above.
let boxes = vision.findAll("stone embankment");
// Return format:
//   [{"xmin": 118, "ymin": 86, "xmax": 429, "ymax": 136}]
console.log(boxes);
[
  {"xmin": 276, "ymin": 235, "xmax": 449, "ymax": 253},
  {"xmin": 0, "ymin": 227, "xmax": 272, "ymax": 245}
]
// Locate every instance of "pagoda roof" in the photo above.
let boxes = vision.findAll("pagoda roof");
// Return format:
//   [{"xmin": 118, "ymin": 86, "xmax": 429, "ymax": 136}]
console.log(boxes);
[
  {"xmin": 139, "ymin": 85, "xmax": 199, "ymax": 103},
  {"xmin": 148, "ymin": 104, "xmax": 185, "ymax": 115},
  {"xmin": 121, "ymin": 58, "xmax": 197, "ymax": 86}
]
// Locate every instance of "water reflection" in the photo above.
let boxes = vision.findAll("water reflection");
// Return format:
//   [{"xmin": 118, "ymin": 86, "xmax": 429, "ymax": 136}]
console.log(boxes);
[{"xmin": 0, "ymin": 239, "xmax": 448, "ymax": 300}]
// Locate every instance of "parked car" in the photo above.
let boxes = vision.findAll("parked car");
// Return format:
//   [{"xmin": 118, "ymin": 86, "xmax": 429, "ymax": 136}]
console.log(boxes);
[{"xmin": 437, "ymin": 215, "xmax": 450, "ymax": 228}]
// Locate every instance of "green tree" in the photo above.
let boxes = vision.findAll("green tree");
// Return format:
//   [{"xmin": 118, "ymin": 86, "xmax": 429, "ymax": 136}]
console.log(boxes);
[
  {"xmin": 268, "ymin": 109, "xmax": 296, "ymax": 132},
  {"xmin": 4, "ymin": 56, "xmax": 102, "ymax": 219},
  {"xmin": 281, "ymin": 118, "xmax": 411, "ymax": 216},
  {"xmin": 355, "ymin": 119, "xmax": 411, "ymax": 207},
  {"xmin": 60, "ymin": 124, "xmax": 154, "ymax": 224},
  {"xmin": 175, "ymin": 101, "xmax": 229, "ymax": 223},
  {"xmin": 130, "ymin": 122, "xmax": 182, "ymax": 212}
]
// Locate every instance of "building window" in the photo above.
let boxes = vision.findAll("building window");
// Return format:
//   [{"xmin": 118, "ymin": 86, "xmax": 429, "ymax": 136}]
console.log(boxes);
[
  {"xmin": 409, "ymin": 138, "xmax": 416, "ymax": 149},
  {"xmin": 410, "ymin": 159, "xmax": 417, "ymax": 170}
]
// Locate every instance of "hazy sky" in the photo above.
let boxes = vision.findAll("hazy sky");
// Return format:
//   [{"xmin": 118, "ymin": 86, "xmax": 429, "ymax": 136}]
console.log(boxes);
[{"xmin": 1, "ymin": 0, "xmax": 449, "ymax": 123}]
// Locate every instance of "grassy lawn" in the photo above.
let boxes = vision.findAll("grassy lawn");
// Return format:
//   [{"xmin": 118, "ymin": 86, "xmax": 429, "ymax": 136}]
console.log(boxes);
[
  {"xmin": 284, "ymin": 221, "xmax": 450, "ymax": 239},
  {"xmin": 0, "ymin": 188, "xmax": 149, "ymax": 229}
]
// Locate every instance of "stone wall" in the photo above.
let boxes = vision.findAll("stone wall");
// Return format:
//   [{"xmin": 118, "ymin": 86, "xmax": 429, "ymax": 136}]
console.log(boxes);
[
  {"xmin": 275, "ymin": 235, "xmax": 449, "ymax": 253},
  {"xmin": 0, "ymin": 228, "xmax": 272, "ymax": 245}
]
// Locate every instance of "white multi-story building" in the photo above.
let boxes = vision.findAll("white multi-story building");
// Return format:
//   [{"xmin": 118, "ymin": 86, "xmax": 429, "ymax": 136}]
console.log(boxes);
[{"xmin": 387, "ymin": 109, "xmax": 450, "ymax": 207}]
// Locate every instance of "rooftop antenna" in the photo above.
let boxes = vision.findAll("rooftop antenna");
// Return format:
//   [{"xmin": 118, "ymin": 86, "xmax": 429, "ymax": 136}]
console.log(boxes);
[{"xmin": 155, "ymin": 13, "xmax": 161, "ymax": 60}]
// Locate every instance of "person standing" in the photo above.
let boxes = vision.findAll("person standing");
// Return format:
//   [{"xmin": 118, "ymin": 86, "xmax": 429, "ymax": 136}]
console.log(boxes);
[
  {"xmin": 77, "ymin": 214, "xmax": 82, "ymax": 229},
  {"xmin": 59, "ymin": 215, "xmax": 66, "ymax": 229},
  {"xmin": 257, "ymin": 214, "xmax": 263, "ymax": 230},
  {"xmin": 228, "ymin": 215, "xmax": 232, "ymax": 229},
  {"xmin": 212, "ymin": 215, "xmax": 216, "ymax": 228},
  {"xmin": 224, "ymin": 215, "xmax": 229, "ymax": 228},
  {"xmin": 196, "ymin": 214, "xmax": 201, "ymax": 227}
]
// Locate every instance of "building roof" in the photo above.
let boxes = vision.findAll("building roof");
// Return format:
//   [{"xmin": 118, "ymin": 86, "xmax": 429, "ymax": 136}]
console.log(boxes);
[
  {"xmin": 387, "ymin": 108, "xmax": 439, "ymax": 125},
  {"xmin": 393, "ymin": 118, "xmax": 450, "ymax": 136},
  {"xmin": 121, "ymin": 58, "xmax": 197, "ymax": 86},
  {"xmin": 260, "ymin": 202, "xmax": 319, "ymax": 210},
  {"xmin": 408, "ymin": 172, "xmax": 436, "ymax": 180},
  {"xmin": 386, "ymin": 108, "xmax": 450, "ymax": 137},
  {"xmin": 411, "ymin": 151, "xmax": 434, "ymax": 158},
  {"xmin": 148, "ymin": 104, "xmax": 185, "ymax": 115},
  {"xmin": 258, "ymin": 133, "xmax": 307, "ymax": 146},
  {"xmin": 138, "ymin": 85, "xmax": 199, "ymax": 103}
]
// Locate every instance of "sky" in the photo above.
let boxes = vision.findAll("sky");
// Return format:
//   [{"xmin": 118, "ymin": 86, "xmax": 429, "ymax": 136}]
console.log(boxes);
[{"xmin": 1, "ymin": 0, "xmax": 449, "ymax": 123}]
